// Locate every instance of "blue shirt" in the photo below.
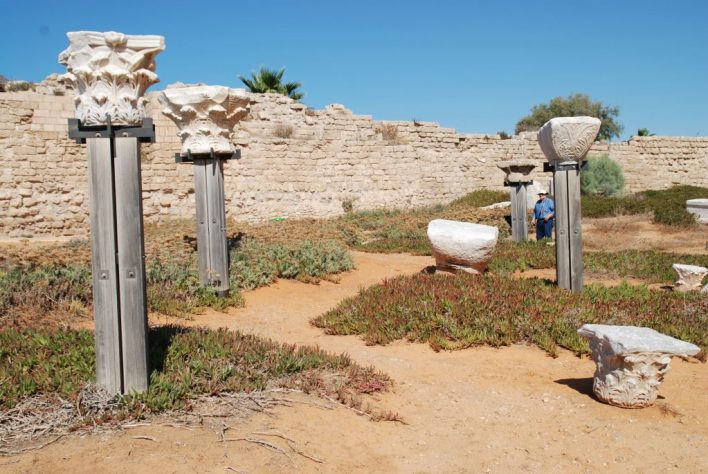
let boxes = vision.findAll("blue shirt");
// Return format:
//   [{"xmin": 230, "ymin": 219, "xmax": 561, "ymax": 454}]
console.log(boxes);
[{"xmin": 533, "ymin": 198, "xmax": 555, "ymax": 220}]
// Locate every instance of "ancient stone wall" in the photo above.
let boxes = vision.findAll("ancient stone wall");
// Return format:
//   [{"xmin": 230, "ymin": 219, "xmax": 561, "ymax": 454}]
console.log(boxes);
[{"xmin": 1, "ymin": 90, "xmax": 706, "ymax": 237}]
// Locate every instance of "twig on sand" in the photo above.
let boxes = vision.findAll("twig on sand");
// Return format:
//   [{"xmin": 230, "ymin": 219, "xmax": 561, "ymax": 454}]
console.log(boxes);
[
  {"xmin": 131, "ymin": 435, "xmax": 158, "ymax": 442},
  {"xmin": 251, "ymin": 431, "xmax": 324, "ymax": 464},
  {"xmin": 223, "ymin": 436, "xmax": 295, "ymax": 465}
]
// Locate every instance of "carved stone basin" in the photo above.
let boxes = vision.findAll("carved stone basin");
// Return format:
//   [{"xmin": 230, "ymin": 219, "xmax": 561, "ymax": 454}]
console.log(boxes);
[{"xmin": 537, "ymin": 116, "xmax": 601, "ymax": 164}]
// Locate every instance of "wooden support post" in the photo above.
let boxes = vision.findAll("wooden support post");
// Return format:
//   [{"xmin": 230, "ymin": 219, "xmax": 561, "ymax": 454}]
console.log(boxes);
[
  {"xmin": 510, "ymin": 184, "xmax": 529, "ymax": 242},
  {"xmin": 87, "ymin": 138, "xmax": 122, "ymax": 394},
  {"xmin": 83, "ymin": 133, "xmax": 150, "ymax": 395},
  {"xmin": 114, "ymin": 137, "xmax": 149, "ymax": 392},
  {"xmin": 193, "ymin": 158, "xmax": 229, "ymax": 295},
  {"xmin": 553, "ymin": 166, "xmax": 583, "ymax": 292}
]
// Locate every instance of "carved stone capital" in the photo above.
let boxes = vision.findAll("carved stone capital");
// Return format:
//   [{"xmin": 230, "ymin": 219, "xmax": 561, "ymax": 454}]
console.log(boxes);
[
  {"xmin": 159, "ymin": 84, "xmax": 252, "ymax": 155},
  {"xmin": 578, "ymin": 324, "xmax": 700, "ymax": 408},
  {"xmin": 537, "ymin": 117, "xmax": 601, "ymax": 164},
  {"xmin": 59, "ymin": 31, "xmax": 165, "ymax": 126},
  {"xmin": 496, "ymin": 159, "xmax": 536, "ymax": 184}
]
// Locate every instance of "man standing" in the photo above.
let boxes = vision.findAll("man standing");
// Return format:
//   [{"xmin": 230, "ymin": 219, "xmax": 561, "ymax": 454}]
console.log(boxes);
[{"xmin": 532, "ymin": 190, "xmax": 555, "ymax": 241}]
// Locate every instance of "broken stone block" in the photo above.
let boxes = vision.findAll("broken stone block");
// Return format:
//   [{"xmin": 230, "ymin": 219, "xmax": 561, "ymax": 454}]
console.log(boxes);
[
  {"xmin": 686, "ymin": 198, "xmax": 708, "ymax": 224},
  {"xmin": 578, "ymin": 324, "xmax": 700, "ymax": 408},
  {"xmin": 426, "ymin": 219, "xmax": 499, "ymax": 274},
  {"xmin": 672, "ymin": 263, "xmax": 708, "ymax": 292},
  {"xmin": 496, "ymin": 159, "xmax": 536, "ymax": 184}
]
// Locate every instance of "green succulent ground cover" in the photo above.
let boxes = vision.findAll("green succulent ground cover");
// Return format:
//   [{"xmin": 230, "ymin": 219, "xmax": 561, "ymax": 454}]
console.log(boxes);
[
  {"xmin": 0, "ymin": 326, "xmax": 390, "ymax": 413},
  {"xmin": 312, "ymin": 273, "xmax": 707, "ymax": 357}
]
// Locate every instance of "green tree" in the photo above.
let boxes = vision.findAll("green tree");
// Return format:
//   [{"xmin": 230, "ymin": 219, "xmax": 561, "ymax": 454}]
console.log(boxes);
[
  {"xmin": 580, "ymin": 155, "xmax": 625, "ymax": 197},
  {"xmin": 239, "ymin": 67, "xmax": 304, "ymax": 101},
  {"xmin": 515, "ymin": 93, "xmax": 622, "ymax": 141}
]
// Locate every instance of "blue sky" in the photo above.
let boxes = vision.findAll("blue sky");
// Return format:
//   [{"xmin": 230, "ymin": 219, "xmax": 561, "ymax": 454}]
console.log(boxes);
[{"xmin": 1, "ymin": 0, "xmax": 706, "ymax": 139}]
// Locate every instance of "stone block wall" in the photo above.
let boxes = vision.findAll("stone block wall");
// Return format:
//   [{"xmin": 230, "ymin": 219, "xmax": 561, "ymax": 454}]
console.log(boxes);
[{"xmin": 0, "ymin": 90, "xmax": 706, "ymax": 237}]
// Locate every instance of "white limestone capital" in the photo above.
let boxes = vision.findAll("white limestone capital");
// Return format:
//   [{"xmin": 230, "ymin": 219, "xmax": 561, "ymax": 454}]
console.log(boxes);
[
  {"xmin": 59, "ymin": 31, "xmax": 165, "ymax": 126},
  {"xmin": 159, "ymin": 84, "xmax": 252, "ymax": 155}
]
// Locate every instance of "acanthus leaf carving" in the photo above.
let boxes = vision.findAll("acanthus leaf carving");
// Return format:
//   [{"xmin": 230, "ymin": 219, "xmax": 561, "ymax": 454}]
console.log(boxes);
[
  {"xmin": 537, "ymin": 116, "xmax": 601, "ymax": 164},
  {"xmin": 159, "ymin": 84, "xmax": 253, "ymax": 155},
  {"xmin": 59, "ymin": 31, "xmax": 165, "ymax": 126}
]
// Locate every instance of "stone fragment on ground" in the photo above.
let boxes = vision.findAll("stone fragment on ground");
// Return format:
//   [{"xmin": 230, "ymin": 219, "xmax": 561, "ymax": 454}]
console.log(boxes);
[
  {"xmin": 481, "ymin": 201, "xmax": 511, "ymax": 210},
  {"xmin": 578, "ymin": 324, "xmax": 700, "ymax": 408},
  {"xmin": 686, "ymin": 198, "xmax": 708, "ymax": 224},
  {"xmin": 672, "ymin": 263, "xmax": 708, "ymax": 291},
  {"xmin": 427, "ymin": 219, "xmax": 499, "ymax": 274}
]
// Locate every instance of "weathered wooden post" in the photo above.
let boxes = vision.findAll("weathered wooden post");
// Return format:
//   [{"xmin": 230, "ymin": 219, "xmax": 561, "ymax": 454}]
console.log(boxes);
[
  {"xmin": 160, "ymin": 85, "xmax": 251, "ymax": 296},
  {"xmin": 60, "ymin": 31, "xmax": 164, "ymax": 394},
  {"xmin": 497, "ymin": 160, "xmax": 536, "ymax": 241},
  {"xmin": 538, "ymin": 117, "xmax": 600, "ymax": 292}
]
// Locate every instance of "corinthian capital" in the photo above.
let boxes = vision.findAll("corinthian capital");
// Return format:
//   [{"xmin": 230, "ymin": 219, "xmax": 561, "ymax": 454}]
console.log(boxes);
[
  {"xmin": 159, "ymin": 84, "xmax": 252, "ymax": 155},
  {"xmin": 59, "ymin": 31, "xmax": 165, "ymax": 126},
  {"xmin": 537, "ymin": 116, "xmax": 601, "ymax": 164}
]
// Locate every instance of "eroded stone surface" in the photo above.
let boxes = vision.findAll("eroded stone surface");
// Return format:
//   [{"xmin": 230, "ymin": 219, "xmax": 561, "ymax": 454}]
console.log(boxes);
[
  {"xmin": 427, "ymin": 219, "xmax": 499, "ymax": 274},
  {"xmin": 686, "ymin": 198, "xmax": 708, "ymax": 224},
  {"xmin": 538, "ymin": 117, "xmax": 601, "ymax": 164},
  {"xmin": 59, "ymin": 31, "xmax": 164, "ymax": 126},
  {"xmin": 672, "ymin": 263, "xmax": 708, "ymax": 292},
  {"xmin": 496, "ymin": 159, "xmax": 536, "ymax": 184},
  {"xmin": 160, "ymin": 84, "xmax": 252, "ymax": 154},
  {"xmin": 578, "ymin": 324, "xmax": 700, "ymax": 408}
]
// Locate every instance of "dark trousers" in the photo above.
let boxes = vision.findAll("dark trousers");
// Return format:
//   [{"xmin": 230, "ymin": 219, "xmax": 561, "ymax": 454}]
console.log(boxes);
[{"xmin": 536, "ymin": 218, "xmax": 554, "ymax": 240}]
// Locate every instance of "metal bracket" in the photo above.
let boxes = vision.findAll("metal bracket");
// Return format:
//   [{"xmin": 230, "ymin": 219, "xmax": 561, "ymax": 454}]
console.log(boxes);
[
  {"xmin": 543, "ymin": 160, "xmax": 588, "ymax": 173},
  {"xmin": 68, "ymin": 115, "xmax": 155, "ymax": 144},
  {"xmin": 175, "ymin": 148, "xmax": 240, "ymax": 163},
  {"xmin": 503, "ymin": 180, "xmax": 534, "ymax": 187}
]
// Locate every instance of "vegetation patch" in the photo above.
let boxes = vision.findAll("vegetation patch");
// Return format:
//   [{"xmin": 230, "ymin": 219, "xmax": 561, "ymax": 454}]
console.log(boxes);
[
  {"xmin": 489, "ymin": 240, "xmax": 708, "ymax": 284},
  {"xmin": 582, "ymin": 185, "xmax": 707, "ymax": 227},
  {"xmin": 312, "ymin": 273, "xmax": 707, "ymax": 357},
  {"xmin": 0, "ymin": 235, "xmax": 354, "ymax": 325},
  {"xmin": 0, "ymin": 326, "xmax": 391, "ymax": 452}
]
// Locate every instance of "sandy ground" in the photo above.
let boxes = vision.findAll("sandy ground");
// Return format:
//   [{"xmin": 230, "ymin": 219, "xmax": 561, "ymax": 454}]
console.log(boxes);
[{"xmin": 4, "ymin": 250, "xmax": 707, "ymax": 474}]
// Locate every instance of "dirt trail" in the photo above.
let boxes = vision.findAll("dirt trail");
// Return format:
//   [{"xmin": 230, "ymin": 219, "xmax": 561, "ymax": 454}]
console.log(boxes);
[{"xmin": 7, "ymin": 252, "xmax": 708, "ymax": 473}]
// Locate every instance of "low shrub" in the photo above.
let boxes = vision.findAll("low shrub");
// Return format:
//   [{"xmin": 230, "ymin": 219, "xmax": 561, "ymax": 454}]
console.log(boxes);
[
  {"xmin": 582, "ymin": 185, "xmax": 707, "ymax": 226},
  {"xmin": 489, "ymin": 242, "xmax": 708, "ymax": 284},
  {"xmin": 273, "ymin": 124, "xmax": 294, "ymax": 139},
  {"xmin": 230, "ymin": 239, "xmax": 355, "ymax": 289},
  {"xmin": 580, "ymin": 155, "xmax": 624, "ymax": 197},
  {"xmin": 312, "ymin": 273, "xmax": 707, "ymax": 356},
  {"xmin": 0, "ymin": 327, "xmax": 391, "ymax": 412}
]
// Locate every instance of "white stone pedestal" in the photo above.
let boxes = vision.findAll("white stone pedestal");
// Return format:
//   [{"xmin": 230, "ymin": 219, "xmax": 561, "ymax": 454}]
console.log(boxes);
[{"xmin": 427, "ymin": 220, "xmax": 499, "ymax": 274}]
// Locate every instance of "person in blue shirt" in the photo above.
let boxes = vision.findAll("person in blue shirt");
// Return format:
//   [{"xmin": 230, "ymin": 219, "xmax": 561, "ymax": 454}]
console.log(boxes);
[{"xmin": 532, "ymin": 190, "xmax": 555, "ymax": 240}]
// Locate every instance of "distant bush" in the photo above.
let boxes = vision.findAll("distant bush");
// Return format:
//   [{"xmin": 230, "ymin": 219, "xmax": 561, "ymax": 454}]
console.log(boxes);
[
  {"xmin": 376, "ymin": 123, "xmax": 401, "ymax": 144},
  {"xmin": 273, "ymin": 124, "xmax": 294, "ymax": 139},
  {"xmin": 581, "ymin": 155, "xmax": 625, "ymax": 197},
  {"xmin": 4, "ymin": 81, "xmax": 34, "ymax": 92}
]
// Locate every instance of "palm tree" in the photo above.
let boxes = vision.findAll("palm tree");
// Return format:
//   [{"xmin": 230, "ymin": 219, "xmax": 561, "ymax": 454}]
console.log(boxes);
[{"xmin": 239, "ymin": 67, "xmax": 304, "ymax": 101}]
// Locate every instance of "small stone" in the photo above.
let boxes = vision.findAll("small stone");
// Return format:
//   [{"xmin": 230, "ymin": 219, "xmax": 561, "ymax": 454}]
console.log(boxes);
[{"xmin": 672, "ymin": 263, "xmax": 708, "ymax": 292}]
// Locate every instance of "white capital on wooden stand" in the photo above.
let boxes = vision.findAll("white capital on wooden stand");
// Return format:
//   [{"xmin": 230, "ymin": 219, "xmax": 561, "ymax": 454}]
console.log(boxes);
[
  {"xmin": 538, "ymin": 117, "xmax": 601, "ymax": 292},
  {"xmin": 60, "ymin": 31, "xmax": 163, "ymax": 395},
  {"xmin": 59, "ymin": 31, "xmax": 165, "ymax": 126},
  {"xmin": 578, "ymin": 324, "xmax": 700, "ymax": 408},
  {"xmin": 159, "ymin": 84, "xmax": 251, "ymax": 154}
]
